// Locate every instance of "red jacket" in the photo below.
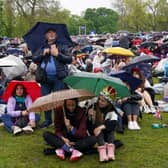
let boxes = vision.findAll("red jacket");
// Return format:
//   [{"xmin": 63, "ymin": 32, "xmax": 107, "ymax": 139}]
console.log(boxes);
[{"xmin": 54, "ymin": 106, "xmax": 88, "ymax": 139}]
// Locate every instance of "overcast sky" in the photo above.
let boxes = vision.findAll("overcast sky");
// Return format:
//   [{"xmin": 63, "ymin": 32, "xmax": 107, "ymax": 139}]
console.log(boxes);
[{"xmin": 60, "ymin": 0, "xmax": 113, "ymax": 15}]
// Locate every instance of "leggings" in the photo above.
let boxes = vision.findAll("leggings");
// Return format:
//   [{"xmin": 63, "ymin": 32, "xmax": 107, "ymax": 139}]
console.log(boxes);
[{"xmin": 97, "ymin": 130, "xmax": 115, "ymax": 146}]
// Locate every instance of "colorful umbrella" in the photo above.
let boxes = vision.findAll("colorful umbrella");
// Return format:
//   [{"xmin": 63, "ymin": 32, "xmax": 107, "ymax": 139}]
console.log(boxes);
[
  {"xmin": 64, "ymin": 72, "xmax": 130, "ymax": 98},
  {"xmin": 28, "ymin": 89, "xmax": 95, "ymax": 112},
  {"xmin": 102, "ymin": 47, "xmax": 135, "ymax": 57},
  {"xmin": 2, "ymin": 80, "xmax": 41, "ymax": 102}
]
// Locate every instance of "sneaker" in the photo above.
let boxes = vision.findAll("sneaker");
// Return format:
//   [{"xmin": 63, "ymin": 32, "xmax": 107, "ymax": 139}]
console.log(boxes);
[
  {"xmin": 128, "ymin": 121, "xmax": 134, "ymax": 130},
  {"xmin": 149, "ymin": 106, "xmax": 156, "ymax": 114},
  {"xmin": 13, "ymin": 126, "xmax": 22, "ymax": 135},
  {"xmin": 69, "ymin": 149, "xmax": 83, "ymax": 161},
  {"xmin": 55, "ymin": 149, "xmax": 65, "ymax": 160},
  {"xmin": 143, "ymin": 105, "xmax": 151, "ymax": 114},
  {"xmin": 133, "ymin": 121, "xmax": 141, "ymax": 130},
  {"xmin": 40, "ymin": 121, "xmax": 52, "ymax": 128},
  {"xmin": 22, "ymin": 125, "xmax": 34, "ymax": 133}
]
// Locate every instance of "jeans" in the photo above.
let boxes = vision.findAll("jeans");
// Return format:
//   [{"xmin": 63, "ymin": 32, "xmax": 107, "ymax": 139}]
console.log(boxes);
[
  {"xmin": 41, "ymin": 75, "xmax": 65, "ymax": 124},
  {"xmin": 0, "ymin": 113, "xmax": 40, "ymax": 133}
]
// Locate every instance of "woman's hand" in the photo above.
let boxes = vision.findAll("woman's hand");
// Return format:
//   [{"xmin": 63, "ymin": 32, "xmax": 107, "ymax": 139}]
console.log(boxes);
[
  {"xmin": 61, "ymin": 137, "xmax": 71, "ymax": 146},
  {"xmin": 22, "ymin": 110, "xmax": 29, "ymax": 116},
  {"xmin": 94, "ymin": 125, "xmax": 105, "ymax": 136},
  {"xmin": 88, "ymin": 108, "xmax": 96, "ymax": 121},
  {"xmin": 64, "ymin": 118, "xmax": 72, "ymax": 131}
]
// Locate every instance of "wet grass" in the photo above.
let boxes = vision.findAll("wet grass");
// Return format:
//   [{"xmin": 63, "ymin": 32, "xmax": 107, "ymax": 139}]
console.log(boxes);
[{"xmin": 0, "ymin": 111, "xmax": 168, "ymax": 168}]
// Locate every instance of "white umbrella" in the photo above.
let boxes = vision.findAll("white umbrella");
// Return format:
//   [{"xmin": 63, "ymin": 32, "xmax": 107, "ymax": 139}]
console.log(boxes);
[
  {"xmin": 0, "ymin": 56, "xmax": 18, "ymax": 67},
  {"xmin": 2, "ymin": 55, "xmax": 27, "ymax": 80}
]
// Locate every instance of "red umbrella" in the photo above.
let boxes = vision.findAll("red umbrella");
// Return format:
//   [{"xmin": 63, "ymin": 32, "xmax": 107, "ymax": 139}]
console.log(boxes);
[{"xmin": 2, "ymin": 80, "xmax": 41, "ymax": 102}]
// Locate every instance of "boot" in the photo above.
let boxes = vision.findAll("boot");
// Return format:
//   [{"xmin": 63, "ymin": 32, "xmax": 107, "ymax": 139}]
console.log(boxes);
[
  {"xmin": 107, "ymin": 143, "xmax": 115, "ymax": 160},
  {"xmin": 69, "ymin": 149, "xmax": 83, "ymax": 161},
  {"xmin": 97, "ymin": 145, "xmax": 108, "ymax": 162}
]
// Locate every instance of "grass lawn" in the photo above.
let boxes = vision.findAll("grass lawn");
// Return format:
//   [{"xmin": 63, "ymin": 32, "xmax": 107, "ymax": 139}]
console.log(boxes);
[{"xmin": 1, "ymin": 111, "xmax": 168, "ymax": 168}]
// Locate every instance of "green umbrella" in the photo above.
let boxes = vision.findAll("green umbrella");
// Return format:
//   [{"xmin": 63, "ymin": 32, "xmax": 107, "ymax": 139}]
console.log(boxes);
[{"xmin": 64, "ymin": 72, "xmax": 130, "ymax": 98}]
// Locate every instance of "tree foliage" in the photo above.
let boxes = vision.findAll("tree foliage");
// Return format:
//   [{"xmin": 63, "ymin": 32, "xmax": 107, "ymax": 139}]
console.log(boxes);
[
  {"xmin": 84, "ymin": 7, "xmax": 119, "ymax": 34},
  {"xmin": 113, "ymin": 0, "xmax": 168, "ymax": 32},
  {"xmin": 0, "ymin": 0, "xmax": 167, "ymax": 37}
]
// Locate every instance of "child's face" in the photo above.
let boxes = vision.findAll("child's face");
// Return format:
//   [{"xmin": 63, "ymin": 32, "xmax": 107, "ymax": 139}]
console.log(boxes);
[
  {"xmin": 98, "ymin": 96, "xmax": 109, "ymax": 108},
  {"xmin": 66, "ymin": 99, "xmax": 77, "ymax": 112},
  {"xmin": 15, "ymin": 85, "xmax": 24, "ymax": 97}
]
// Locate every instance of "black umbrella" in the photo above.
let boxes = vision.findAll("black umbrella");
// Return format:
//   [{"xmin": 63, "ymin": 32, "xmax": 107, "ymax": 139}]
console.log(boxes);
[
  {"xmin": 110, "ymin": 70, "xmax": 142, "ymax": 91},
  {"xmin": 23, "ymin": 22, "xmax": 74, "ymax": 55},
  {"xmin": 140, "ymin": 41, "xmax": 157, "ymax": 48},
  {"xmin": 122, "ymin": 55, "xmax": 160, "ymax": 70}
]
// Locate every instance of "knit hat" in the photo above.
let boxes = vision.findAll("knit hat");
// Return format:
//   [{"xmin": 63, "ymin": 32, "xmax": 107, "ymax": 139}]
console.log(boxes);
[{"xmin": 100, "ymin": 86, "xmax": 117, "ymax": 104}]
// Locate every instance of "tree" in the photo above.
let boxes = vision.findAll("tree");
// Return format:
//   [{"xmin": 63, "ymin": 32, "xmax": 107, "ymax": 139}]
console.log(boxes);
[
  {"xmin": 113, "ymin": 0, "xmax": 148, "ymax": 32},
  {"xmin": 145, "ymin": 0, "xmax": 168, "ymax": 30},
  {"xmin": 2, "ymin": 0, "xmax": 72, "ymax": 37},
  {"xmin": 0, "ymin": 0, "xmax": 6, "ymax": 36},
  {"xmin": 84, "ymin": 7, "xmax": 119, "ymax": 34},
  {"xmin": 112, "ymin": 0, "xmax": 168, "ymax": 31}
]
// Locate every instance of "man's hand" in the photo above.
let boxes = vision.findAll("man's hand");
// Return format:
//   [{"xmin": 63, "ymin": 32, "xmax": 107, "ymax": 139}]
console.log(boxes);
[
  {"xmin": 50, "ymin": 44, "xmax": 58, "ymax": 56},
  {"xmin": 43, "ymin": 48, "xmax": 50, "ymax": 56}
]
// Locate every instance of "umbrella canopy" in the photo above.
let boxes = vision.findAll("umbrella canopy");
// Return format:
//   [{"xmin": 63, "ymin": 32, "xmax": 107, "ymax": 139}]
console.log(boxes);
[
  {"xmin": 81, "ymin": 45, "xmax": 93, "ymax": 53},
  {"xmin": 110, "ymin": 70, "xmax": 142, "ymax": 91},
  {"xmin": 64, "ymin": 71, "xmax": 130, "ymax": 98},
  {"xmin": 23, "ymin": 22, "xmax": 74, "ymax": 55},
  {"xmin": 140, "ymin": 41, "xmax": 157, "ymax": 48},
  {"xmin": 122, "ymin": 55, "xmax": 160, "ymax": 70},
  {"xmin": 2, "ymin": 80, "xmax": 41, "ymax": 102},
  {"xmin": 28, "ymin": 89, "xmax": 95, "ymax": 112},
  {"xmin": 0, "ymin": 56, "xmax": 18, "ymax": 67},
  {"xmin": 102, "ymin": 47, "xmax": 135, "ymax": 57},
  {"xmin": 92, "ymin": 45, "xmax": 104, "ymax": 50},
  {"xmin": 1, "ymin": 55, "xmax": 27, "ymax": 80}
]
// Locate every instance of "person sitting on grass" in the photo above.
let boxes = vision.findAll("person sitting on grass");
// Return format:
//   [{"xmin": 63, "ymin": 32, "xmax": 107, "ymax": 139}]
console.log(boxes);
[
  {"xmin": 87, "ymin": 86, "xmax": 119, "ymax": 162},
  {"xmin": 43, "ymin": 98, "xmax": 97, "ymax": 161},
  {"xmin": 0, "ymin": 83, "xmax": 39, "ymax": 135}
]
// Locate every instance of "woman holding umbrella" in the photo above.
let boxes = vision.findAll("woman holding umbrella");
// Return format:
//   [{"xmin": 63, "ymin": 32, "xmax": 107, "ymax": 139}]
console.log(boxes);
[{"xmin": 43, "ymin": 98, "xmax": 97, "ymax": 161}]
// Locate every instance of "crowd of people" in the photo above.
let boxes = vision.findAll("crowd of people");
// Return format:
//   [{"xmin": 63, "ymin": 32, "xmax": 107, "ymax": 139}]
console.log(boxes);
[{"xmin": 0, "ymin": 29, "xmax": 168, "ymax": 162}]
